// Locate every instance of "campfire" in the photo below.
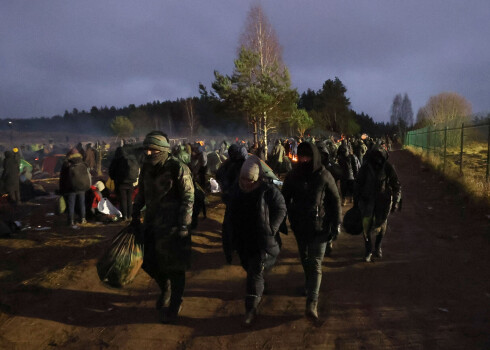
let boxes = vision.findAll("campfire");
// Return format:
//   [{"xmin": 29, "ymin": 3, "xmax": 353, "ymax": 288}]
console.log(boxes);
[{"xmin": 288, "ymin": 153, "xmax": 298, "ymax": 162}]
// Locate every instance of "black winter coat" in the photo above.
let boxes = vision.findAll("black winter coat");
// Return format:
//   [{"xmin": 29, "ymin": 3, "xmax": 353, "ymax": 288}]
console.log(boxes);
[
  {"xmin": 338, "ymin": 152, "xmax": 360, "ymax": 181},
  {"xmin": 354, "ymin": 147, "xmax": 401, "ymax": 227},
  {"xmin": 282, "ymin": 142, "xmax": 342, "ymax": 243},
  {"xmin": 223, "ymin": 181, "xmax": 287, "ymax": 259},
  {"xmin": 1, "ymin": 151, "xmax": 20, "ymax": 192},
  {"xmin": 59, "ymin": 154, "xmax": 91, "ymax": 194},
  {"xmin": 215, "ymin": 145, "xmax": 247, "ymax": 204},
  {"xmin": 109, "ymin": 147, "xmax": 139, "ymax": 188}
]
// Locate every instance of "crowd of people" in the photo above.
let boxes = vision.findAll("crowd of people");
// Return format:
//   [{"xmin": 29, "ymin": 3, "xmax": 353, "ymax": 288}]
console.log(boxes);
[{"xmin": 0, "ymin": 131, "xmax": 401, "ymax": 326}]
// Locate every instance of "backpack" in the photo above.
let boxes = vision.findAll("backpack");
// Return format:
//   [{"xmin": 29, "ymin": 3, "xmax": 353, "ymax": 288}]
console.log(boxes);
[
  {"xmin": 69, "ymin": 162, "xmax": 91, "ymax": 191},
  {"xmin": 126, "ymin": 157, "xmax": 140, "ymax": 183}
]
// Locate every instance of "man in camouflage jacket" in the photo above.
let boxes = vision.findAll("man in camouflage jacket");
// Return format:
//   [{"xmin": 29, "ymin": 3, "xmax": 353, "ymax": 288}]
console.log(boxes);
[{"xmin": 131, "ymin": 131, "xmax": 194, "ymax": 323}]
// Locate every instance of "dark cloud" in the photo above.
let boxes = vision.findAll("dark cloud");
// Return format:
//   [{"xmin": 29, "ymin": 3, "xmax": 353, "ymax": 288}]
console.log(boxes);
[{"xmin": 1, "ymin": 0, "xmax": 489, "ymax": 122}]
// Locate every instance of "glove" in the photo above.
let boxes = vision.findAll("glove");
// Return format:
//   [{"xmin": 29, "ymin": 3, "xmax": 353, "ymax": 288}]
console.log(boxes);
[{"xmin": 177, "ymin": 225, "xmax": 189, "ymax": 238}]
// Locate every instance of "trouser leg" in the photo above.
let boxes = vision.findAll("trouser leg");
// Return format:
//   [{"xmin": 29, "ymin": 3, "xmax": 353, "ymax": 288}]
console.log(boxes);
[
  {"xmin": 374, "ymin": 221, "xmax": 387, "ymax": 257},
  {"xmin": 77, "ymin": 191, "xmax": 86, "ymax": 220},
  {"xmin": 346, "ymin": 180, "xmax": 355, "ymax": 201},
  {"xmin": 155, "ymin": 278, "xmax": 171, "ymax": 310},
  {"xmin": 155, "ymin": 270, "xmax": 185, "ymax": 309},
  {"xmin": 67, "ymin": 193, "xmax": 76, "ymax": 223},
  {"xmin": 126, "ymin": 187, "xmax": 133, "ymax": 219},
  {"xmin": 168, "ymin": 270, "xmax": 185, "ymax": 311},
  {"xmin": 244, "ymin": 254, "xmax": 276, "ymax": 298},
  {"xmin": 303, "ymin": 242, "xmax": 327, "ymax": 302},
  {"xmin": 119, "ymin": 188, "xmax": 128, "ymax": 219},
  {"xmin": 9, "ymin": 189, "xmax": 20, "ymax": 204},
  {"xmin": 362, "ymin": 216, "xmax": 374, "ymax": 260},
  {"xmin": 340, "ymin": 180, "xmax": 348, "ymax": 202},
  {"xmin": 242, "ymin": 253, "xmax": 276, "ymax": 326},
  {"xmin": 295, "ymin": 237, "xmax": 308, "ymax": 276}
]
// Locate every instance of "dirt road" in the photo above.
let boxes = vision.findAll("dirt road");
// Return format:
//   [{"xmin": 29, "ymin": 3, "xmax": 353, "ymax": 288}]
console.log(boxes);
[{"xmin": 0, "ymin": 149, "xmax": 489, "ymax": 349}]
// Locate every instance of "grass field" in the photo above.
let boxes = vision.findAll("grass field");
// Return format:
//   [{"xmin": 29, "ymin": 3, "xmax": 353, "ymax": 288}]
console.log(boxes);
[{"xmin": 405, "ymin": 142, "xmax": 489, "ymax": 202}]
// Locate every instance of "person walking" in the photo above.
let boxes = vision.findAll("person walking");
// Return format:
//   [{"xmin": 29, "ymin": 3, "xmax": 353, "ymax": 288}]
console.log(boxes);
[
  {"xmin": 84, "ymin": 143, "xmax": 97, "ymax": 172},
  {"xmin": 282, "ymin": 142, "xmax": 341, "ymax": 321},
  {"xmin": 131, "ymin": 131, "xmax": 194, "ymax": 324},
  {"xmin": 109, "ymin": 146, "xmax": 139, "ymax": 221},
  {"xmin": 59, "ymin": 148, "xmax": 91, "ymax": 226},
  {"xmin": 354, "ymin": 145, "xmax": 401, "ymax": 262},
  {"xmin": 1, "ymin": 149, "xmax": 21, "ymax": 205},
  {"xmin": 270, "ymin": 139, "xmax": 286, "ymax": 175},
  {"xmin": 337, "ymin": 144, "xmax": 360, "ymax": 206},
  {"xmin": 223, "ymin": 155, "xmax": 287, "ymax": 326}
]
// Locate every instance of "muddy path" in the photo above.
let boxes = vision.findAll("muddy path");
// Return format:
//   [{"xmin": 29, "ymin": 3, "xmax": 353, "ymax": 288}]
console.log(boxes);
[{"xmin": 0, "ymin": 149, "xmax": 489, "ymax": 349}]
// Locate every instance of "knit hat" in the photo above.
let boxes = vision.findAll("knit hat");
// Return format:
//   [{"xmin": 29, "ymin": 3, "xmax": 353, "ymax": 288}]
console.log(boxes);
[
  {"xmin": 95, "ymin": 181, "xmax": 105, "ymax": 192},
  {"xmin": 143, "ymin": 132, "xmax": 170, "ymax": 152},
  {"xmin": 239, "ymin": 155, "xmax": 263, "ymax": 193}
]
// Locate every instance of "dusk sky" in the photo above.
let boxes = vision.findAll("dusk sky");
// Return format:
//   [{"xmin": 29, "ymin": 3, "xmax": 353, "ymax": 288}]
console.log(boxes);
[{"xmin": 1, "ymin": 0, "xmax": 489, "ymax": 123}]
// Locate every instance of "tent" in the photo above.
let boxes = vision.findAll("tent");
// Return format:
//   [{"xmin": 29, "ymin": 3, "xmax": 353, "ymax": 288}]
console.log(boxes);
[
  {"xmin": 19, "ymin": 159, "xmax": 32, "ymax": 173},
  {"xmin": 41, "ymin": 154, "xmax": 65, "ymax": 175}
]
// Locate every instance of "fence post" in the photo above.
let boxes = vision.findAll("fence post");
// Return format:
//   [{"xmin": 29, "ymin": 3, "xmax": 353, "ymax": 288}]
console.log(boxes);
[
  {"xmin": 443, "ymin": 126, "xmax": 447, "ymax": 174},
  {"xmin": 460, "ymin": 123, "xmax": 464, "ymax": 175},
  {"xmin": 486, "ymin": 122, "xmax": 490, "ymax": 182},
  {"xmin": 427, "ymin": 126, "xmax": 430, "ymax": 156}
]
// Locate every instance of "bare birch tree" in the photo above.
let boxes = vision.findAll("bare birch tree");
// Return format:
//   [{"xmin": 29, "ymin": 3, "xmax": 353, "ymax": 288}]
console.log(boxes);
[
  {"xmin": 184, "ymin": 97, "xmax": 197, "ymax": 138},
  {"xmin": 184, "ymin": 98, "xmax": 198, "ymax": 137},
  {"xmin": 239, "ymin": 4, "xmax": 287, "ymax": 158}
]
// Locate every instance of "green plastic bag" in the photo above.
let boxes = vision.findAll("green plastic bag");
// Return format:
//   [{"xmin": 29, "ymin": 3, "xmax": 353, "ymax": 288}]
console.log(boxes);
[{"xmin": 97, "ymin": 226, "xmax": 144, "ymax": 288}]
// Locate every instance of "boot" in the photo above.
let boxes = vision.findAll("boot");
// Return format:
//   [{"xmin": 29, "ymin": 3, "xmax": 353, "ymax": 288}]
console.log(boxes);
[
  {"xmin": 243, "ymin": 295, "xmax": 261, "ymax": 327},
  {"xmin": 305, "ymin": 299, "xmax": 319, "ymax": 321},
  {"xmin": 156, "ymin": 279, "xmax": 171, "ymax": 310},
  {"xmin": 160, "ymin": 298, "xmax": 182, "ymax": 324}
]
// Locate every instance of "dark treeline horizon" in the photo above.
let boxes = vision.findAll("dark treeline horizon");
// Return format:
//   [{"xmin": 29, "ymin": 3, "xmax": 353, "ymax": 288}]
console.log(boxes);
[{"xmin": 0, "ymin": 89, "xmax": 396, "ymax": 139}]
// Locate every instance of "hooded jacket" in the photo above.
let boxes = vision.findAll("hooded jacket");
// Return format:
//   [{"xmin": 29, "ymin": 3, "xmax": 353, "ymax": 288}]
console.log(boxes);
[
  {"xmin": 59, "ymin": 152, "xmax": 91, "ymax": 194},
  {"xmin": 282, "ymin": 142, "xmax": 341, "ymax": 242},
  {"xmin": 270, "ymin": 140, "xmax": 286, "ymax": 165},
  {"xmin": 109, "ymin": 147, "xmax": 140, "ymax": 188},
  {"xmin": 337, "ymin": 146, "xmax": 360, "ymax": 181},
  {"xmin": 354, "ymin": 146, "xmax": 401, "ymax": 226},
  {"xmin": 223, "ymin": 156, "xmax": 286, "ymax": 259},
  {"xmin": 216, "ymin": 144, "xmax": 248, "ymax": 203}
]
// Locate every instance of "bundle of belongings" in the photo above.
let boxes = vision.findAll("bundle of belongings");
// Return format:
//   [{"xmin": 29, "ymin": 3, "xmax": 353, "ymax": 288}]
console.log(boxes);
[
  {"xmin": 86, "ymin": 181, "xmax": 122, "ymax": 222},
  {"xmin": 96, "ymin": 225, "xmax": 143, "ymax": 287}
]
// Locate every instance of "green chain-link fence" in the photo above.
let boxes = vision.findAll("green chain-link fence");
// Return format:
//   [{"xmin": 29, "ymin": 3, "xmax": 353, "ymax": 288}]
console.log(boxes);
[{"xmin": 405, "ymin": 120, "xmax": 490, "ymax": 196}]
